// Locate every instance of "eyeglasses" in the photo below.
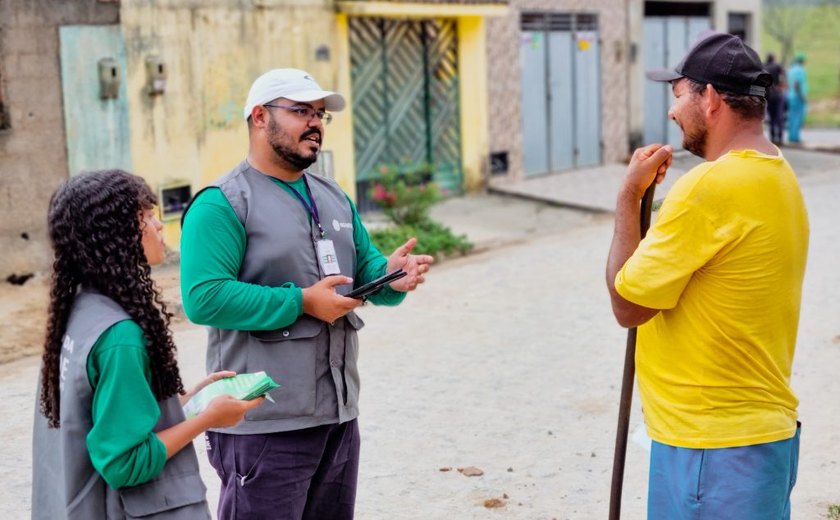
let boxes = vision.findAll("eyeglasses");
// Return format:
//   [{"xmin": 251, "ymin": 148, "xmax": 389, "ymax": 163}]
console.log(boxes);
[{"xmin": 263, "ymin": 104, "xmax": 333, "ymax": 125}]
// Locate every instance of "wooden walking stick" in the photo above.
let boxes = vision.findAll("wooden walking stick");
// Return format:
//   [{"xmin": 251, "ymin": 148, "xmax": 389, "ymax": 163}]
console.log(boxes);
[{"xmin": 608, "ymin": 182, "xmax": 656, "ymax": 520}]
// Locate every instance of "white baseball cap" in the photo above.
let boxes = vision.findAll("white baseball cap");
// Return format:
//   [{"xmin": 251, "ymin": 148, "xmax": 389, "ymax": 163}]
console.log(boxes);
[{"xmin": 243, "ymin": 68, "xmax": 346, "ymax": 120}]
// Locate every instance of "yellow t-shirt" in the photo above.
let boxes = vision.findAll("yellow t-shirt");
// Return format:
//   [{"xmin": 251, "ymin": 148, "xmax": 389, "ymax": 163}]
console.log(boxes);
[{"xmin": 615, "ymin": 149, "xmax": 809, "ymax": 449}]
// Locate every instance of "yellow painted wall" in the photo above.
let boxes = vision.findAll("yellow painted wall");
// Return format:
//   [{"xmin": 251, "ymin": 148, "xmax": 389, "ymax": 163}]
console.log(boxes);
[
  {"xmin": 120, "ymin": 0, "xmax": 342, "ymax": 249},
  {"xmin": 121, "ymin": 0, "xmax": 502, "ymax": 248},
  {"xmin": 332, "ymin": 14, "xmax": 358, "ymax": 202},
  {"xmin": 457, "ymin": 17, "xmax": 490, "ymax": 192}
]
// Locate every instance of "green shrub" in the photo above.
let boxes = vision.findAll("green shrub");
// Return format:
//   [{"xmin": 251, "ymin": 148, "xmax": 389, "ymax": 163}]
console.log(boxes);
[
  {"xmin": 370, "ymin": 220, "xmax": 472, "ymax": 259},
  {"xmin": 369, "ymin": 163, "xmax": 439, "ymax": 227},
  {"xmin": 367, "ymin": 162, "xmax": 472, "ymax": 259},
  {"xmin": 828, "ymin": 504, "xmax": 840, "ymax": 520}
]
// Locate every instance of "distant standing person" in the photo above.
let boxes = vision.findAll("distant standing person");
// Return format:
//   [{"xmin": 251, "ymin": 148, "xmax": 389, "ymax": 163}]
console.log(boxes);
[
  {"xmin": 180, "ymin": 68, "xmax": 433, "ymax": 519},
  {"xmin": 786, "ymin": 53, "xmax": 808, "ymax": 143},
  {"xmin": 32, "ymin": 170, "xmax": 263, "ymax": 520},
  {"xmin": 607, "ymin": 31, "xmax": 808, "ymax": 519},
  {"xmin": 764, "ymin": 53, "xmax": 786, "ymax": 145}
]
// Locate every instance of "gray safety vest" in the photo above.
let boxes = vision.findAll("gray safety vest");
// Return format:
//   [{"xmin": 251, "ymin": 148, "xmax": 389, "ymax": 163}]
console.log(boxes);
[
  {"xmin": 192, "ymin": 161, "xmax": 364, "ymax": 434},
  {"xmin": 31, "ymin": 291, "xmax": 210, "ymax": 520}
]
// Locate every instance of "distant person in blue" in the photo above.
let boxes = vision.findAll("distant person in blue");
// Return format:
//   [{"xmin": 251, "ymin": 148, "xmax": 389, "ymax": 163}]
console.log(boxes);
[{"xmin": 786, "ymin": 53, "xmax": 808, "ymax": 143}]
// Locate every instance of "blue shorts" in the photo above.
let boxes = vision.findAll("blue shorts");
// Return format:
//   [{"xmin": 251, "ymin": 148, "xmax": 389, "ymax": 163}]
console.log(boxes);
[{"xmin": 648, "ymin": 423, "xmax": 800, "ymax": 520}]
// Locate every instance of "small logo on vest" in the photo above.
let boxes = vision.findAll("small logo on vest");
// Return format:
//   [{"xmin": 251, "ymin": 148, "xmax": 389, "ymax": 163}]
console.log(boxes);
[
  {"xmin": 59, "ymin": 335, "xmax": 75, "ymax": 393},
  {"xmin": 332, "ymin": 219, "xmax": 352, "ymax": 232}
]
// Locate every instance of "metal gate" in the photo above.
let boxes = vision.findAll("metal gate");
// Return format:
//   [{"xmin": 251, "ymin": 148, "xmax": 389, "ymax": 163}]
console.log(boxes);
[
  {"xmin": 349, "ymin": 17, "xmax": 462, "ymax": 211},
  {"xmin": 519, "ymin": 13, "xmax": 601, "ymax": 177},
  {"xmin": 643, "ymin": 16, "xmax": 710, "ymax": 147}
]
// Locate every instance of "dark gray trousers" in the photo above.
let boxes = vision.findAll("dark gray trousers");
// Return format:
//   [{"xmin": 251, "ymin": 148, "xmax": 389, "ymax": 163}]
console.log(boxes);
[
  {"xmin": 206, "ymin": 420, "xmax": 360, "ymax": 520},
  {"xmin": 768, "ymin": 93, "xmax": 785, "ymax": 144}
]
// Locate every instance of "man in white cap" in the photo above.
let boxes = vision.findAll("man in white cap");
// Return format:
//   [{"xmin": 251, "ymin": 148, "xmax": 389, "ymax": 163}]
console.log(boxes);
[{"xmin": 180, "ymin": 68, "xmax": 433, "ymax": 519}]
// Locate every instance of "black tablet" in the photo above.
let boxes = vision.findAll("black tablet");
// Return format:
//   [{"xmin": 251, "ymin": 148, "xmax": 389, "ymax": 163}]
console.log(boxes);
[{"xmin": 347, "ymin": 269, "xmax": 407, "ymax": 300}]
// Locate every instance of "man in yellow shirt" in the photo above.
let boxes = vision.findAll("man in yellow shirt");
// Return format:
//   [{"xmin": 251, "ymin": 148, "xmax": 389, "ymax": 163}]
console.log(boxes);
[{"xmin": 606, "ymin": 31, "xmax": 809, "ymax": 520}]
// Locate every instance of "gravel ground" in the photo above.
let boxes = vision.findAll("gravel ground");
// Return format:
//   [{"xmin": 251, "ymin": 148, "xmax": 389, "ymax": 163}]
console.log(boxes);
[{"xmin": 1, "ymin": 150, "xmax": 838, "ymax": 519}]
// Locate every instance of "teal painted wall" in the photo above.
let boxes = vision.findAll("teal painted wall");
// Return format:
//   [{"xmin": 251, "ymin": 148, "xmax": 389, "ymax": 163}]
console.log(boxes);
[{"xmin": 59, "ymin": 25, "xmax": 132, "ymax": 175}]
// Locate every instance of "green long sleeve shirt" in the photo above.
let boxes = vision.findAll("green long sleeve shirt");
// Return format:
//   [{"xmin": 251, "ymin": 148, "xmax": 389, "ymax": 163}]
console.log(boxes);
[
  {"xmin": 180, "ymin": 175, "xmax": 404, "ymax": 331},
  {"xmin": 85, "ymin": 320, "xmax": 167, "ymax": 489}
]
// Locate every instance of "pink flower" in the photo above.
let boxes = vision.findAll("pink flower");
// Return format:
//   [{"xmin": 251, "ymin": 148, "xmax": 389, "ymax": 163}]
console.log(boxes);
[{"xmin": 372, "ymin": 184, "xmax": 387, "ymax": 201}]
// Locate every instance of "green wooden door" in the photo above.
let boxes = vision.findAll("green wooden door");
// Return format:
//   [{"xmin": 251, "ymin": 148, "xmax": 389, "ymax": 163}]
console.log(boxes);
[{"xmin": 349, "ymin": 17, "xmax": 462, "ymax": 211}]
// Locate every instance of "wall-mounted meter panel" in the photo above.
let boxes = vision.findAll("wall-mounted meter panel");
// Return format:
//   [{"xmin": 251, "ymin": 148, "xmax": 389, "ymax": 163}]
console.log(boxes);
[
  {"xmin": 98, "ymin": 57, "xmax": 120, "ymax": 99},
  {"xmin": 145, "ymin": 55, "xmax": 167, "ymax": 96}
]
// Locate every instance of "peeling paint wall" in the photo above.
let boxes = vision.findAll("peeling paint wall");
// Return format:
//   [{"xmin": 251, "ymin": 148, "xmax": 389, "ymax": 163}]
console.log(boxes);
[
  {"xmin": 120, "ymin": 0, "xmax": 340, "ymax": 247},
  {"xmin": 59, "ymin": 25, "xmax": 133, "ymax": 176},
  {"xmin": 1, "ymin": 0, "xmax": 450, "ymax": 272},
  {"xmin": 0, "ymin": 0, "xmax": 120, "ymax": 279}
]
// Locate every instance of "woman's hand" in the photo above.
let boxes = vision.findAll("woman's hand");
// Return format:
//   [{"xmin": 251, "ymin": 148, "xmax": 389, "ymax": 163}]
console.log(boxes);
[
  {"xmin": 201, "ymin": 395, "xmax": 266, "ymax": 429},
  {"xmin": 158, "ymin": 391, "xmax": 265, "ymax": 460},
  {"xmin": 179, "ymin": 370, "xmax": 237, "ymax": 406}
]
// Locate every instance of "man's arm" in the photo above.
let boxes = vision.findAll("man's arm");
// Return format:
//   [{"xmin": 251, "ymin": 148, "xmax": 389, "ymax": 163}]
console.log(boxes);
[
  {"xmin": 607, "ymin": 189, "xmax": 661, "ymax": 328},
  {"xmin": 180, "ymin": 188, "xmax": 305, "ymax": 330},
  {"xmin": 606, "ymin": 144, "xmax": 672, "ymax": 328}
]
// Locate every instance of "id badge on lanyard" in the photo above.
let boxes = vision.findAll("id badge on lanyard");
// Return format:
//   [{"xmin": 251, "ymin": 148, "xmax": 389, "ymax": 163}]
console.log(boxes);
[
  {"xmin": 279, "ymin": 175, "xmax": 343, "ymax": 276},
  {"xmin": 316, "ymin": 239, "xmax": 341, "ymax": 275}
]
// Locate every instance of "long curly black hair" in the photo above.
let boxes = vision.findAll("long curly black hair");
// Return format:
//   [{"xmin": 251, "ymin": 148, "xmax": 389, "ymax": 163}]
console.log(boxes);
[{"xmin": 40, "ymin": 170, "xmax": 183, "ymax": 428}]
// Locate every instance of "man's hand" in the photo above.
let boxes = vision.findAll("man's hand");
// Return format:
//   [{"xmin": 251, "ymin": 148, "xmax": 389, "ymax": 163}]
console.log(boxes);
[
  {"xmin": 385, "ymin": 237, "xmax": 434, "ymax": 292},
  {"xmin": 301, "ymin": 275, "xmax": 362, "ymax": 323},
  {"xmin": 606, "ymin": 144, "xmax": 670, "ymax": 328},
  {"xmin": 622, "ymin": 144, "xmax": 673, "ymax": 199}
]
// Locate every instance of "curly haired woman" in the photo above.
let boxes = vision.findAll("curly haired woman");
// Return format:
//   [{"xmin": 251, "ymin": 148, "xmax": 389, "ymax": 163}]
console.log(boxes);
[{"xmin": 31, "ymin": 170, "xmax": 264, "ymax": 519}]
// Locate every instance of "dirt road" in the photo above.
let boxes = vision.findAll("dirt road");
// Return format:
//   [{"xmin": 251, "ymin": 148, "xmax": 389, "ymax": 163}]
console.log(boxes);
[{"xmin": 2, "ymin": 153, "xmax": 838, "ymax": 518}]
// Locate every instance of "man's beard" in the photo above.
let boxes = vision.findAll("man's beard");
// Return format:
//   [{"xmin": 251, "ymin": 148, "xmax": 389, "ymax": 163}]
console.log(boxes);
[
  {"xmin": 268, "ymin": 118, "xmax": 319, "ymax": 171},
  {"xmin": 681, "ymin": 117, "xmax": 707, "ymax": 159}
]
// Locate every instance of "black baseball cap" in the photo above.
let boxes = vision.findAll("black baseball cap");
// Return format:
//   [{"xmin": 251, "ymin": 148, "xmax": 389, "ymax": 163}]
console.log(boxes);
[{"xmin": 646, "ymin": 30, "xmax": 772, "ymax": 97}]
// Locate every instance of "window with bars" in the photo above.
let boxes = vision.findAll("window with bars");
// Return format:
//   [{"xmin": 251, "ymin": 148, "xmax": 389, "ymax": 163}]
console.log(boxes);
[
  {"xmin": 644, "ymin": 2, "xmax": 711, "ymax": 17},
  {"xmin": 520, "ymin": 12, "xmax": 598, "ymax": 32},
  {"xmin": 727, "ymin": 12, "xmax": 751, "ymax": 42}
]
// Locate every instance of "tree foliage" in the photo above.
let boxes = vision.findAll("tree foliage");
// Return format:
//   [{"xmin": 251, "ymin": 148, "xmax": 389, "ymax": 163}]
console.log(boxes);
[{"xmin": 764, "ymin": 0, "xmax": 810, "ymax": 64}]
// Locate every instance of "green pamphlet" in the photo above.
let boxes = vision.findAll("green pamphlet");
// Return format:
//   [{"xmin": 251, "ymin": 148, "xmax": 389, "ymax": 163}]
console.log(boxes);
[{"xmin": 183, "ymin": 371, "xmax": 280, "ymax": 419}]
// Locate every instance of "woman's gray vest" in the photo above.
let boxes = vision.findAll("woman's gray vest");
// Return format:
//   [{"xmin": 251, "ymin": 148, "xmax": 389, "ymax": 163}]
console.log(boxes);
[
  {"xmin": 31, "ymin": 291, "xmax": 210, "ymax": 520},
  {"xmin": 197, "ymin": 162, "xmax": 365, "ymax": 434}
]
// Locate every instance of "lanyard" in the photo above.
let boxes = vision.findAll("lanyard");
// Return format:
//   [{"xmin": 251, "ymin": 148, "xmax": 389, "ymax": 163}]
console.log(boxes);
[{"xmin": 278, "ymin": 174, "xmax": 325, "ymax": 238}]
